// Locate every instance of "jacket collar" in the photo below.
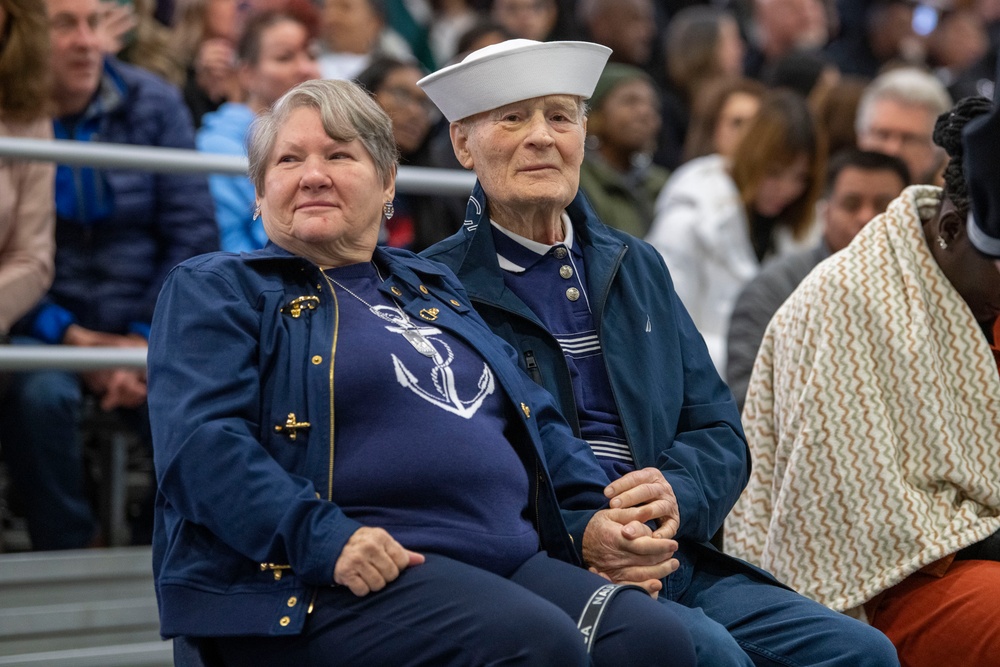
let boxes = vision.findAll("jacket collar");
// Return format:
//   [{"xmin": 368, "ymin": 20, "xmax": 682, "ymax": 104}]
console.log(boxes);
[
  {"xmin": 247, "ymin": 241, "xmax": 452, "ymax": 296},
  {"xmin": 454, "ymin": 182, "xmax": 628, "ymax": 319}
]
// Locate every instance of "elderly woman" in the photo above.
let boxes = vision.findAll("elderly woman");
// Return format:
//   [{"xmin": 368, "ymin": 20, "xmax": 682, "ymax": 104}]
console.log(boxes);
[
  {"xmin": 147, "ymin": 78, "xmax": 696, "ymax": 666},
  {"xmin": 419, "ymin": 38, "xmax": 898, "ymax": 667},
  {"xmin": 727, "ymin": 96, "xmax": 1000, "ymax": 666}
]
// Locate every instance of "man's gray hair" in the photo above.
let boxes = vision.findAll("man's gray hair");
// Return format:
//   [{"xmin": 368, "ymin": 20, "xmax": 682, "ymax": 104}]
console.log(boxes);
[
  {"xmin": 247, "ymin": 79, "xmax": 399, "ymax": 194},
  {"xmin": 855, "ymin": 68, "xmax": 953, "ymax": 136}
]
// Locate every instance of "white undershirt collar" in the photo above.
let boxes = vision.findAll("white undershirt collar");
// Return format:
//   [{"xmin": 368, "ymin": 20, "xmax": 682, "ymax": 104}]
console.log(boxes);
[{"xmin": 491, "ymin": 213, "xmax": 574, "ymax": 273}]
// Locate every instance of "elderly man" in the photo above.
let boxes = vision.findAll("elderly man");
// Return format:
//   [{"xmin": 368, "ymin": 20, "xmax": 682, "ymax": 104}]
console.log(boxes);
[
  {"xmin": 420, "ymin": 39, "xmax": 900, "ymax": 667},
  {"xmin": 726, "ymin": 148, "xmax": 910, "ymax": 409},
  {"xmin": 855, "ymin": 67, "xmax": 952, "ymax": 185}
]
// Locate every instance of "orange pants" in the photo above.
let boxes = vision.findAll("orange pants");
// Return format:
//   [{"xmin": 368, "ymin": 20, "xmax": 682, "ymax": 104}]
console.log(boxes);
[{"xmin": 865, "ymin": 560, "xmax": 1000, "ymax": 667}]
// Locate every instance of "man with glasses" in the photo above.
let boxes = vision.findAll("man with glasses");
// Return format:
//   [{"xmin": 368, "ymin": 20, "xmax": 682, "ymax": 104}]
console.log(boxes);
[{"xmin": 855, "ymin": 67, "xmax": 952, "ymax": 185}]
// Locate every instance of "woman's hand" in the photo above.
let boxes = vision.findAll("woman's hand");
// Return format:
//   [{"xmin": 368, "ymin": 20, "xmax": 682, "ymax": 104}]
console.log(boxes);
[
  {"xmin": 194, "ymin": 38, "xmax": 238, "ymax": 103},
  {"xmin": 97, "ymin": 0, "xmax": 137, "ymax": 55},
  {"xmin": 334, "ymin": 527, "xmax": 425, "ymax": 596}
]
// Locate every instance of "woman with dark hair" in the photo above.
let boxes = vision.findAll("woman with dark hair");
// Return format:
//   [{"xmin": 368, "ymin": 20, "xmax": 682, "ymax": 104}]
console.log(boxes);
[
  {"xmin": 196, "ymin": 9, "xmax": 320, "ymax": 252},
  {"xmin": 729, "ymin": 95, "xmax": 1000, "ymax": 667},
  {"xmin": 648, "ymin": 88, "xmax": 825, "ymax": 375},
  {"xmin": 664, "ymin": 6, "xmax": 745, "ymax": 103},
  {"xmin": 171, "ymin": 0, "xmax": 240, "ymax": 128},
  {"xmin": 682, "ymin": 76, "xmax": 765, "ymax": 163},
  {"xmin": 0, "ymin": 0, "xmax": 55, "ymax": 359},
  {"xmin": 355, "ymin": 56, "xmax": 464, "ymax": 250}
]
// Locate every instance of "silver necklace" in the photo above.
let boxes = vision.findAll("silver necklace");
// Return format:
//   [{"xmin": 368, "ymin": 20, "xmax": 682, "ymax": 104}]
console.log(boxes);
[{"xmin": 322, "ymin": 267, "xmax": 437, "ymax": 358}]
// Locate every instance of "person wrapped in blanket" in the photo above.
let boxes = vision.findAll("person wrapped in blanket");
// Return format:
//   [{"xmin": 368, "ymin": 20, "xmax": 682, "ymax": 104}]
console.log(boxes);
[{"xmin": 727, "ymin": 95, "xmax": 1000, "ymax": 667}]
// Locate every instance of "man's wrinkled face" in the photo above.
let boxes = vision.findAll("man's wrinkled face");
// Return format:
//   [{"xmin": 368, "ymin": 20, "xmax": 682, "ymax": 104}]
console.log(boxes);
[{"xmin": 451, "ymin": 95, "xmax": 586, "ymax": 219}]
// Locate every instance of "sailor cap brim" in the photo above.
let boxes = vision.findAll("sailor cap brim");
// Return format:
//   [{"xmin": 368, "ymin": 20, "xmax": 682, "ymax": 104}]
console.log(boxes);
[{"xmin": 417, "ymin": 39, "xmax": 612, "ymax": 123}]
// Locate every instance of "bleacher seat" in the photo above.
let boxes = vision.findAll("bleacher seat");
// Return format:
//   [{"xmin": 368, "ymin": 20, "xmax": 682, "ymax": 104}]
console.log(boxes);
[{"xmin": 0, "ymin": 547, "xmax": 170, "ymax": 666}]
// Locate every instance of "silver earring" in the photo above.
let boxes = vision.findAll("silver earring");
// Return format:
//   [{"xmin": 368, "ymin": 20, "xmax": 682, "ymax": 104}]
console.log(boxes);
[
  {"xmin": 936, "ymin": 235, "xmax": 948, "ymax": 250},
  {"xmin": 383, "ymin": 201, "xmax": 395, "ymax": 220},
  {"xmin": 253, "ymin": 204, "xmax": 261, "ymax": 221}
]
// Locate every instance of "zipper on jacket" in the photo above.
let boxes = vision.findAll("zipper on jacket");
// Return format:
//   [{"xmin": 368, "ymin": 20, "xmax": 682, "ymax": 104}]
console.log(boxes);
[
  {"xmin": 473, "ymin": 297, "xmax": 582, "ymax": 437},
  {"xmin": 312, "ymin": 271, "xmax": 341, "ymax": 616},
  {"xmin": 524, "ymin": 350, "xmax": 542, "ymax": 384},
  {"xmin": 319, "ymin": 274, "xmax": 339, "ymax": 502},
  {"xmin": 533, "ymin": 456, "xmax": 541, "ymax": 533}
]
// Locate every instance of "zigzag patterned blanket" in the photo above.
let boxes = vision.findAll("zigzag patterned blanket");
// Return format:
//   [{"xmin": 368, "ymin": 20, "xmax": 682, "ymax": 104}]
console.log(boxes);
[{"xmin": 726, "ymin": 185, "xmax": 1000, "ymax": 617}]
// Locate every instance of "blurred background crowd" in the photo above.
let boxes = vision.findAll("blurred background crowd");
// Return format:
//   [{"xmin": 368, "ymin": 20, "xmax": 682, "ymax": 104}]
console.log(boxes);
[{"xmin": 0, "ymin": 0, "xmax": 994, "ymax": 552}]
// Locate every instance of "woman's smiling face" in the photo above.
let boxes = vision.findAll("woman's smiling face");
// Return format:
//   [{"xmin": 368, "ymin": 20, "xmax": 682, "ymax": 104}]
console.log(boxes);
[{"xmin": 260, "ymin": 105, "xmax": 393, "ymax": 265}]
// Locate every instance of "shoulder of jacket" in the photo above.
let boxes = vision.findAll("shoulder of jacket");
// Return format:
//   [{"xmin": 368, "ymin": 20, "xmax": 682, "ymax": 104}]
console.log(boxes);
[{"xmin": 419, "ymin": 229, "xmax": 469, "ymax": 265}]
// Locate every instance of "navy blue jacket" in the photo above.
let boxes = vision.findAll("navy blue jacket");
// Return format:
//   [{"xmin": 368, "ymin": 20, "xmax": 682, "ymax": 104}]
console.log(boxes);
[
  {"xmin": 15, "ymin": 58, "xmax": 218, "ymax": 342},
  {"xmin": 147, "ymin": 244, "xmax": 610, "ymax": 637},
  {"xmin": 423, "ymin": 184, "xmax": 752, "ymax": 597}
]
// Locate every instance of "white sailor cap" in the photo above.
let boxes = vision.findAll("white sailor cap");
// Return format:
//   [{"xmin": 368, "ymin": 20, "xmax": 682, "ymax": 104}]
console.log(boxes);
[{"xmin": 417, "ymin": 39, "xmax": 612, "ymax": 123}]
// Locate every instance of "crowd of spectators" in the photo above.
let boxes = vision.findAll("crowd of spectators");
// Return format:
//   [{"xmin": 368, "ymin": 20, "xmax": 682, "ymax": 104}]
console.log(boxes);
[
  {"xmin": 0, "ymin": 0, "xmax": 989, "ymax": 536},
  {"xmin": 1, "ymin": 0, "xmax": 999, "ymax": 659}
]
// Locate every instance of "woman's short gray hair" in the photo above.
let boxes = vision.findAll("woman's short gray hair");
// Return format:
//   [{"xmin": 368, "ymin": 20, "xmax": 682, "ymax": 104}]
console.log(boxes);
[{"xmin": 247, "ymin": 79, "xmax": 399, "ymax": 194}]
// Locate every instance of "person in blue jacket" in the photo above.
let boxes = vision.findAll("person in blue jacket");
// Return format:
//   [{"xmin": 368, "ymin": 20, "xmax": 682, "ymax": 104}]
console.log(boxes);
[
  {"xmin": 418, "ymin": 38, "xmax": 901, "ymax": 666},
  {"xmin": 196, "ymin": 9, "xmax": 320, "ymax": 253},
  {"xmin": 0, "ymin": 0, "xmax": 218, "ymax": 550},
  {"xmin": 147, "ymin": 78, "xmax": 698, "ymax": 666}
]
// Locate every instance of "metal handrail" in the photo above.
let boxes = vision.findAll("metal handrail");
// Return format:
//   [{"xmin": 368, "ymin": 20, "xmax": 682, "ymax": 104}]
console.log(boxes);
[
  {"xmin": 0, "ymin": 136, "xmax": 477, "ymax": 195},
  {"xmin": 0, "ymin": 347, "xmax": 147, "ymax": 371},
  {"xmin": 0, "ymin": 136, "xmax": 477, "ymax": 371}
]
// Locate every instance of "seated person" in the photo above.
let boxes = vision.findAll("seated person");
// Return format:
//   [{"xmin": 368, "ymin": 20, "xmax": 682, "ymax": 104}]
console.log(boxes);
[
  {"xmin": 2, "ymin": 0, "xmax": 218, "ymax": 550},
  {"xmin": 0, "ymin": 0, "xmax": 54, "ymax": 396},
  {"xmin": 727, "ymin": 95, "xmax": 1000, "ymax": 667},
  {"xmin": 419, "ymin": 38, "xmax": 899, "ymax": 667},
  {"xmin": 962, "ymin": 65, "xmax": 1000, "ymax": 362},
  {"xmin": 197, "ymin": 9, "xmax": 320, "ymax": 252},
  {"xmin": 147, "ymin": 78, "xmax": 697, "ymax": 666},
  {"xmin": 578, "ymin": 63, "xmax": 670, "ymax": 240},
  {"xmin": 726, "ymin": 148, "xmax": 910, "ymax": 409},
  {"xmin": 682, "ymin": 76, "xmax": 765, "ymax": 163},
  {"xmin": 855, "ymin": 68, "xmax": 952, "ymax": 186},
  {"xmin": 648, "ymin": 88, "xmax": 825, "ymax": 376},
  {"xmin": 355, "ymin": 56, "xmax": 465, "ymax": 251}
]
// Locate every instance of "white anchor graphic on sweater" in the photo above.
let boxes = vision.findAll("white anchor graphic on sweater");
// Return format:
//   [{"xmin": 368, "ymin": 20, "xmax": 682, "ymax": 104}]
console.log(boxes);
[{"xmin": 373, "ymin": 305, "xmax": 495, "ymax": 419}]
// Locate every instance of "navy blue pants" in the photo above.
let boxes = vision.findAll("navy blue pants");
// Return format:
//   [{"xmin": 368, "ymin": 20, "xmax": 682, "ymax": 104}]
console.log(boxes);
[{"xmin": 210, "ymin": 552, "xmax": 696, "ymax": 666}]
